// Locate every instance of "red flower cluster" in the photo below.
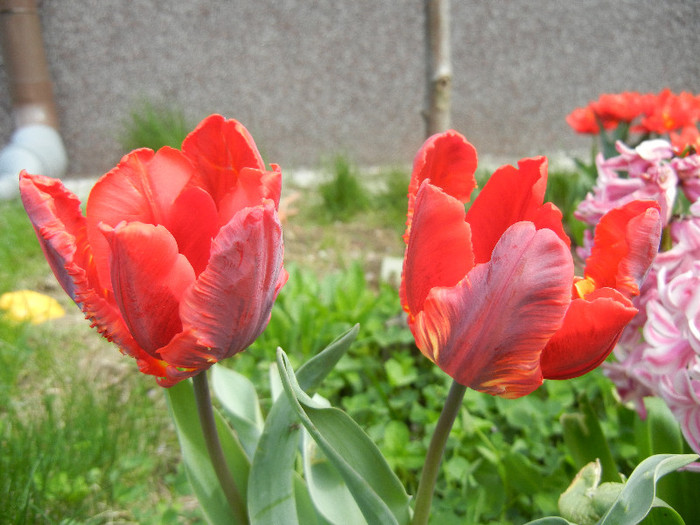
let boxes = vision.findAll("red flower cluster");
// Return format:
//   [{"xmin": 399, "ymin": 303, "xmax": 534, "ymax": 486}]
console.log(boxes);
[
  {"xmin": 566, "ymin": 90, "xmax": 700, "ymax": 152},
  {"xmin": 20, "ymin": 115, "xmax": 287, "ymax": 386}
]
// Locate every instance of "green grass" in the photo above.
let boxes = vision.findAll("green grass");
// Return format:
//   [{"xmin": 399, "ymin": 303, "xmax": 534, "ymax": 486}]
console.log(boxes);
[
  {"xmin": 0, "ymin": 199, "xmax": 197, "ymax": 523},
  {"xmin": 317, "ymin": 155, "xmax": 371, "ymax": 222},
  {"xmin": 0, "ymin": 199, "xmax": 51, "ymax": 294},
  {"xmin": 119, "ymin": 100, "xmax": 192, "ymax": 153}
]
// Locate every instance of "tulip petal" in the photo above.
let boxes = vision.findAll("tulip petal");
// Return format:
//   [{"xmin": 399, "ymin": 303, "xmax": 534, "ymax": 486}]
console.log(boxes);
[
  {"xmin": 167, "ymin": 200, "xmax": 285, "ymax": 365},
  {"xmin": 217, "ymin": 165, "xmax": 283, "ymax": 225},
  {"xmin": 413, "ymin": 222, "xmax": 573, "ymax": 398},
  {"xmin": 87, "ymin": 147, "xmax": 195, "ymax": 293},
  {"xmin": 585, "ymin": 200, "xmax": 662, "ymax": 297},
  {"xmin": 166, "ymin": 186, "xmax": 219, "ymax": 276},
  {"xmin": 400, "ymin": 180, "xmax": 474, "ymax": 324},
  {"xmin": 465, "ymin": 157, "xmax": 569, "ymax": 263},
  {"xmin": 181, "ymin": 114, "xmax": 273, "ymax": 206},
  {"xmin": 540, "ymin": 288, "xmax": 637, "ymax": 380},
  {"xmin": 405, "ymin": 130, "xmax": 478, "ymax": 240},
  {"xmin": 19, "ymin": 172, "xmax": 151, "ymax": 362},
  {"xmin": 104, "ymin": 222, "xmax": 196, "ymax": 357},
  {"xmin": 19, "ymin": 171, "xmax": 93, "ymax": 300}
]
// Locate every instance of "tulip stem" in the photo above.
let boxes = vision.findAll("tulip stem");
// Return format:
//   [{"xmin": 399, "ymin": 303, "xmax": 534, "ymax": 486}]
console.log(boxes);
[
  {"xmin": 193, "ymin": 371, "xmax": 249, "ymax": 525},
  {"xmin": 412, "ymin": 380, "xmax": 467, "ymax": 525}
]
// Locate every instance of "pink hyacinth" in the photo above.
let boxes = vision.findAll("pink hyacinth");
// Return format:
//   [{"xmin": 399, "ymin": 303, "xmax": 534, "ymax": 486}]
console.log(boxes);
[
  {"xmin": 575, "ymin": 140, "xmax": 678, "ymax": 227},
  {"xmin": 593, "ymin": 143, "xmax": 700, "ymax": 457}
]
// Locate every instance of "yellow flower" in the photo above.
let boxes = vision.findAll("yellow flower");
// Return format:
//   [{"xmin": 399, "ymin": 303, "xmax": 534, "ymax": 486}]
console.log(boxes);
[{"xmin": 0, "ymin": 290, "xmax": 65, "ymax": 324}]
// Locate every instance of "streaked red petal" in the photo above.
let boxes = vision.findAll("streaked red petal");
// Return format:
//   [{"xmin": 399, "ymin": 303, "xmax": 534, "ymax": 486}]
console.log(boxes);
[
  {"xmin": 465, "ymin": 157, "xmax": 569, "ymax": 263},
  {"xmin": 400, "ymin": 180, "xmax": 474, "ymax": 321},
  {"xmin": 541, "ymin": 288, "xmax": 637, "ymax": 380},
  {"xmin": 405, "ymin": 130, "xmax": 478, "ymax": 241},
  {"xmin": 166, "ymin": 186, "xmax": 219, "ymax": 276},
  {"xmin": 584, "ymin": 200, "xmax": 662, "ymax": 297},
  {"xmin": 103, "ymin": 222, "xmax": 195, "ymax": 357},
  {"xmin": 413, "ymin": 222, "xmax": 573, "ymax": 398},
  {"xmin": 181, "ymin": 114, "xmax": 269, "ymax": 205},
  {"xmin": 86, "ymin": 147, "xmax": 195, "ymax": 293},
  {"xmin": 18, "ymin": 172, "xmax": 149, "ymax": 362},
  {"xmin": 19, "ymin": 171, "xmax": 93, "ymax": 300},
  {"xmin": 165, "ymin": 200, "xmax": 285, "ymax": 363},
  {"xmin": 217, "ymin": 165, "xmax": 282, "ymax": 225}
]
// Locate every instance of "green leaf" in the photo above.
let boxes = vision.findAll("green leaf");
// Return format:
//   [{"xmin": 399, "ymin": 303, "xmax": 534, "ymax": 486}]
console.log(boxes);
[
  {"xmin": 248, "ymin": 325, "xmax": 360, "ymax": 525},
  {"xmin": 166, "ymin": 379, "xmax": 250, "ymax": 525},
  {"xmin": 560, "ymin": 395, "xmax": 620, "ymax": 483},
  {"xmin": 597, "ymin": 454, "xmax": 698, "ymax": 525},
  {"xmin": 211, "ymin": 364, "xmax": 264, "ymax": 460},
  {"xmin": 277, "ymin": 347, "xmax": 411, "ymax": 525},
  {"xmin": 634, "ymin": 398, "xmax": 700, "ymax": 521},
  {"xmin": 302, "ymin": 418, "xmax": 366, "ymax": 524},
  {"xmin": 640, "ymin": 505, "xmax": 685, "ymax": 525}
]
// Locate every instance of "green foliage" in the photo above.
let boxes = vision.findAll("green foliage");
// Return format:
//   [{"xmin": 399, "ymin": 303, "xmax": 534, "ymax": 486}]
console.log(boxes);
[
  {"xmin": 0, "ymin": 199, "xmax": 49, "ymax": 293},
  {"xmin": 544, "ymin": 168, "xmax": 594, "ymax": 246},
  {"xmin": 119, "ymin": 99, "xmax": 192, "ymax": 152},
  {"xmin": 317, "ymin": 155, "xmax": 371, "ymax": 222},
  {"xmin": 0, "ymin": 199, "xmax": 195, "ymax": 523},
  {"xmin": 0, "ymin": 320, "xmax": 190, "ymax": 523},
  {"xmin": 371, "ymin": 167, "xmax": 411, "ymax": 232}
]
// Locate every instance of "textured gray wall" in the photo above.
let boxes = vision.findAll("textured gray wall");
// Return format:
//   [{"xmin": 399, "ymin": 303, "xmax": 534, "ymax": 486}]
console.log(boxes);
[{"xmin": 1, "ymin": 0, "xmax": 698, "ymax": 176}]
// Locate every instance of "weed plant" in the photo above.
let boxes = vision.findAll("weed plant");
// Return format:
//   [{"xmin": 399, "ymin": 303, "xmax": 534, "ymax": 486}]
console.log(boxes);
[
  {"xmin": 119, "ymin": 100, "xmax": 192, "ymax": 153},
  {"xmin": 317, "ymin": 155, "xmax": 370, "ymax": 222}
]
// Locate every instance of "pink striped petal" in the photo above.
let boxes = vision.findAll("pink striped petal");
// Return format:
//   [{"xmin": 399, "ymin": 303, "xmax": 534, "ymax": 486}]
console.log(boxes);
[
  {"xmin": 19, "ymin": 172, "xmax": 146, "ymax": 359},
  {"xmin": 413, "ymin": 222, "xmax": 573, "ymax": 398},
  {"xmin": 165, "ymin": 200, "xmax": 285, "ymax": 363}
]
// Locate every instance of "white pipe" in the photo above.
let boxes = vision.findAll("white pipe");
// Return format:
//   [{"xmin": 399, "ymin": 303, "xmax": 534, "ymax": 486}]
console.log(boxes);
[{"xmin": 0, "ymin": 124, "xmax": 68, "ymax": 199}]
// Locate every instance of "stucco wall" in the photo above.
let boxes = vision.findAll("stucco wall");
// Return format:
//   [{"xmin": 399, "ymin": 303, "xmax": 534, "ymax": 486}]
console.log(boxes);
[{"xmin": 1, "ymin": 0, "xmax": 698, "ymax": 176}]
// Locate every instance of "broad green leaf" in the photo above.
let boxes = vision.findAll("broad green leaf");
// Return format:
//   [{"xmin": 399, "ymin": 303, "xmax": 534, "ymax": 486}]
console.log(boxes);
[
  {"xmin": 277, "ymin": 347, "xmax": 411, "ymax": 525},
  {"xmin": 597, "ymin": 453, "xmax": 698, "ymax": 525},
  {"xmin": 634, "ymin": 398, "xmax": 700, "ymax": 520},
  {"xmin": 166, "ymin": 378, "xmax": 250, "ymax": 525},
  {"xmin": 293, "ymin": 472, "xmax": 334, "ymax": 525},
  {"xmin": 269, "ymin": 362, "xmax": 283, "ymax": 402},
  {"xmin": 560, "ymin": 395, "xmax": 620, "ymax": 483},
  {"xmin": 248, "ymin": 325, "xmax": 360, "ymax": 525},
  {"xmin": 211, "ymin": 364, "xmax": 264, "ymax": 460},
  {"xmin": 303, "ymin": 421, "xmax": 365, "ymax": 524},
  {"xmin": 640, "ymin": 505, "xmax": 685, "ymax": 525}
]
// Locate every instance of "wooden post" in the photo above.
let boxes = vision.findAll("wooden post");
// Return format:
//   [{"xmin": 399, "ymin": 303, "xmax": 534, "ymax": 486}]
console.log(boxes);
[{"xmin": 423, "ymin": 0, "xmax": 452, "ymax": 137}]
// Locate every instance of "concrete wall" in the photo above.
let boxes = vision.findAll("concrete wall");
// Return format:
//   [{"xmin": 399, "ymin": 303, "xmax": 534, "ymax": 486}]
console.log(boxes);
[{"xmin": 1, "ymin": 0, "xmax": 698, "ymax": 176}]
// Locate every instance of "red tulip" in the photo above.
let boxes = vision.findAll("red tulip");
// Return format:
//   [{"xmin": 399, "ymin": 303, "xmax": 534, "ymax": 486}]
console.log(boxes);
[
  {"xmin": 400, "ymin": 131, "xmax": 662, "ymax": 398},
  {"xmin": 20, "ymin": 115, "xmax": 287, "ymax": 386}
]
